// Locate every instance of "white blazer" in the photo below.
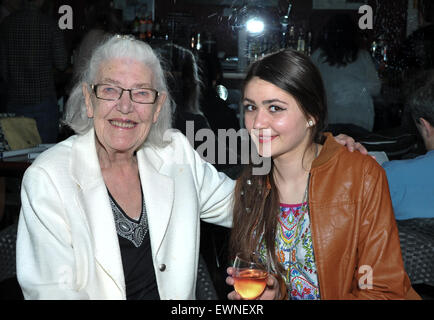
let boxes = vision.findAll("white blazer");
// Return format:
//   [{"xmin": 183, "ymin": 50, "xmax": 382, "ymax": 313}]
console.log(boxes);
[{"xmin": 16, "ymin": 129, "xmax": 235, "ymax": 300}]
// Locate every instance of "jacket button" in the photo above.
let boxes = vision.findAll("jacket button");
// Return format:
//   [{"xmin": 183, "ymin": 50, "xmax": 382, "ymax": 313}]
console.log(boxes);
[{"xmin": 159, "ymin": 264, "xmax": 166, "ymax": 272}]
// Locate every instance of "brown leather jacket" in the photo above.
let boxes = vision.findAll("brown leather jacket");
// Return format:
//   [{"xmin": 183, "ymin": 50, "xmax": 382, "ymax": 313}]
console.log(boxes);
[{"xmin": 306, "ymin": 134, "xmax": 420, "ymax": 299}]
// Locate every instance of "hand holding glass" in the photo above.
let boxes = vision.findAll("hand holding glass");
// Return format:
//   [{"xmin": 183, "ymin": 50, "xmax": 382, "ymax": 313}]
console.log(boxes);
[{"xmin": 232, "ymin": 252, "xmax": 268, "ymax": 300}]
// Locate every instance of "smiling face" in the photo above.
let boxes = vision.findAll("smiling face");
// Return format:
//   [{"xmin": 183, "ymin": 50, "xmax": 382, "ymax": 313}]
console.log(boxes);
[
  {"xmin": 83, "ymin": 58, "xmax": 166, "ymax": 156},
  {"xmin": 243, "ymin": 77, "xmax": 314, "ymax": 159}
]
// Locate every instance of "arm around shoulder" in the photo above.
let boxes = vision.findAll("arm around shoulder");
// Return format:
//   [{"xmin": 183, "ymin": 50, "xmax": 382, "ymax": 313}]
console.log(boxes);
[{"xmin": 172, "ymin": 131, "xmax": 236, "ymax": 227}]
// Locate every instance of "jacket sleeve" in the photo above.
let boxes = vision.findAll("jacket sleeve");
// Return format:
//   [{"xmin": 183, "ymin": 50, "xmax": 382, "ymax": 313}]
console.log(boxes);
[
  {"xmin": 344, "ymin": 162, "xmax": 418, "ymax": 299},
  {"xmin": 179, "ymin": 132, "xmax": 235, "ymax": 228},
  {"xmin": 16, "ymin": 166, "xmax": 89, "ymax": 300}
]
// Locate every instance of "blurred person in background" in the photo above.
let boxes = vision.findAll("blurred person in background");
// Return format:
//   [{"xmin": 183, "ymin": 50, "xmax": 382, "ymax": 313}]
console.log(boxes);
[
  {"xmin": 160, "ymin": 43, "xmax": 212, "ymax": 148},
  {"xmin": 72, "ymin": 1, "xmax": 124, "ymax": 84},
  {"xmin": 383, "ymin": 73, "xmax": 434, "ymax": 220},
  {"xmin": 0, "ymin": 0, "xmax": 67, "ymax": 143},
  {"xmin": 311, "ymin": 14, "xmax": 381, "ymax": 133},
  {"xmin": 397, "ymin": 0, "xmax": 434, "ymax": 78},
  {"xmin": 199, "ymin": 51, "xmax": 240, "ymax": 134}
]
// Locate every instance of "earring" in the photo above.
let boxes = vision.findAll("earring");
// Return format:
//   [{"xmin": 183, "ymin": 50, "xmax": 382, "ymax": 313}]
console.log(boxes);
[{"xmin": 308, "ymin": 120, "xmax": 314, "ymax": 127}]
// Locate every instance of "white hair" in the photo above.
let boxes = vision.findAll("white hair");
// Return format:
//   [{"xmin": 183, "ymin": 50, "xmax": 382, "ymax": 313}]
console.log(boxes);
[{"xmin": 64, "ymin": 35, "xmax": 173, "ymax": 148}]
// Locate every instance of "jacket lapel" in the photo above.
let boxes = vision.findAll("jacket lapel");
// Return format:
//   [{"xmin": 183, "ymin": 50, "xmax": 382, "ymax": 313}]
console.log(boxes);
[
  {"xmin": 70, "ymin": 129, "xmax": 126, "ymax": 297},
  {"xmin": 136, "ymin": 146, "xmax": 174, "ymax": 259},
  {"xmin": 311, "ymin": 133, "xmax": 343, "ymax": 169}
]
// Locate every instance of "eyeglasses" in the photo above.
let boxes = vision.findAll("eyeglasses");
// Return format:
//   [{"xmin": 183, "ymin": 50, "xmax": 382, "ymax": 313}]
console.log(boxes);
[{"xmin": 91, "ymin": 84, "xmax": 159, "ymax": 104}]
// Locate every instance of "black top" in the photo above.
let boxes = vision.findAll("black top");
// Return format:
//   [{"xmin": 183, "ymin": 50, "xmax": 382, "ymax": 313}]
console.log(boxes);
[{"xmin": 108, "ymin": 188, "xmax": 160, "ymax": 300}]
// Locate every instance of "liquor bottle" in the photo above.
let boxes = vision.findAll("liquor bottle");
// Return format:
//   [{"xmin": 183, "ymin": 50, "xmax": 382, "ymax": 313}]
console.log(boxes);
[
  {"xmin": 190, "ymin": 33, "xmax": 196, "ymax": 50},
  {"xmin": 139, "ymin": 15, "xmax": 147, "ymax": 40},
  {"xmin": 288, "ymin": 25, "xmax": 296, "ymax": 50},
  {"xmin": 196, "ymin": 33, "xmax": 202, "ymax": 51},
  {"xmin": 297, "ymin": 27, "xmax": 305, "ymax": 53},
  {"xmin": 146, "ymin": 14, "xmax": 153, "ymax": 40},
  {"xmin": 306, "ymin": 31, "xmax": 312, "ymax": 56},
  {"xmin": 165, "ymin": 18, "xmax": 172, "ymax": 41},
  {"xmin": 371, "ymin": 41, "xmax": 377, "ymax": 58},
  {"xmin": 157, "ymin": 18, "xmax": 169, "ymax": 41},
  {"xmin": 203, "ymin": 31, "xmax": 215, "ymax": 54},
  {"xmin": 153, "ymin": 17, "xmax": 161, "ymax": 39},
  {"xmin": 280, "ymin": 15, "xmax": 289, "ymax": 49},
  {"xmin": 133, "ymin": 15, "xmax": 140, "ymax": 37},
  {"xmin": 382, "ymin": 44, "xmax": 388, "ymax": 68}
]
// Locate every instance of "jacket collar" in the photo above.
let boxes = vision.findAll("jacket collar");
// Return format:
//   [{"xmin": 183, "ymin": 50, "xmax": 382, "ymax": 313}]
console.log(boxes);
[
  {"xmin": 70, "ymin": 128, "xmax": 103, "ymax": 189},
  {"xmin": 136, "ymin": 145, "xmax": 174, "ymax": 259},
  {"xmin": 311, "ymin": 132, "xmax": 343, "ymax": 169},
  {"xmin": 70, "ymin": 129, "xmax": 174, "ymax": 296}
]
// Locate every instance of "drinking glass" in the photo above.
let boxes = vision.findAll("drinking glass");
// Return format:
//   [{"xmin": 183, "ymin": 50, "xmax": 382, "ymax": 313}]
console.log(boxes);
[{"xmin": 232, "ymin": 252, "xmax": 268, "ymax": 300}]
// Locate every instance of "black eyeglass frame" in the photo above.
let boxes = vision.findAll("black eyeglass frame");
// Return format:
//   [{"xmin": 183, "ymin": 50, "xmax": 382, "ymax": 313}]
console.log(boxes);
[{"xmin": 91, "ymin": 84, "xmax": 159, "ymax": 104}]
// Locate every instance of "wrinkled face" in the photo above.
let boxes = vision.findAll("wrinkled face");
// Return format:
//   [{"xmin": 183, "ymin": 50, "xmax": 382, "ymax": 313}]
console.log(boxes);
[
  {"xmin": 243, "ymin": 77, "xmax": 314, "ymax": 159},
  {"xmin": 83, "ymin": 58, "xmax": 165, "ymax": 155}
]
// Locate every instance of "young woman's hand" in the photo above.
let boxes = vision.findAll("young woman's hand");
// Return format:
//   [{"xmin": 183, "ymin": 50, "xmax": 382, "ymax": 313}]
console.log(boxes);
[{"xmin": 226, "ymin": 267, "xmax": 282, "ymax": 300}]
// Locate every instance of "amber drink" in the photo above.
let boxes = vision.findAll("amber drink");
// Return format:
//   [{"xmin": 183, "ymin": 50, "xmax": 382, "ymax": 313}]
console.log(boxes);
[{"xmin": 232, "ymin": 253, "xmax": 268, "ymax": 300}]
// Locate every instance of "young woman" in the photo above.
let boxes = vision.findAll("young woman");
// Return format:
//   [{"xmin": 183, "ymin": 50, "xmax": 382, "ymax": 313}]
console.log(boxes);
[{"xmin": 226, "ymin": 49, "xmax": 419, "ymax": 300}]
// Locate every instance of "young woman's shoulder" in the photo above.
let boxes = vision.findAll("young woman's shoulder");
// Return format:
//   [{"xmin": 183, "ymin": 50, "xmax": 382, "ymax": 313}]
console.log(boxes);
[
  {"xmin": 337, "ymin": 146, "xmax": 385, "ymax": 176},
  {"xmin": 318, "ymin": 135, "xmax": 382, "ymax": 175}
]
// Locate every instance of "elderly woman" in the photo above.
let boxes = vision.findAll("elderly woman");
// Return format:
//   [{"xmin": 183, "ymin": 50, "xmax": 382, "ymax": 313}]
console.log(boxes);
[
  {"xmin": 16, "ymin": 35, "xmax": 235, "ymax": 300},
  {"xmin": 16, "ymin": 35, "xmax": 366, "ymax": 300}
]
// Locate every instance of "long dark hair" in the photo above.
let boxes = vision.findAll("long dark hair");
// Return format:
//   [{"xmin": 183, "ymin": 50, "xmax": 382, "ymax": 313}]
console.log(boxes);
[
  {"xmin": 318, "ymin": 14, "xmax": 360, "ymax": 67},
  {"xmin": 162, "ymin": 43, "xmax": 202, "ymax": 115},
  {"xmin": 229, "ymin": 49, "xmax": 327, "ymax": 276}
]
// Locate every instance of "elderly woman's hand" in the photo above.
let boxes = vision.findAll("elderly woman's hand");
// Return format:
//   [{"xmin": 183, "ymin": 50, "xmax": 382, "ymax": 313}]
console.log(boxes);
[
  {"xmin": 226, "ymin": 267, "xmax": 282, "ymax": 300},
  {"xmin": 334, "ymin": 134, "xmax": 368, "ymax": 154}
]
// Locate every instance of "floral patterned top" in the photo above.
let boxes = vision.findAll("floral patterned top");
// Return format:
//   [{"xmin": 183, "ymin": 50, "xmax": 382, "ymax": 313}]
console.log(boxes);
[{"xmin": 258, "ymin": 202, "xmax": 321, "ymax": 300}]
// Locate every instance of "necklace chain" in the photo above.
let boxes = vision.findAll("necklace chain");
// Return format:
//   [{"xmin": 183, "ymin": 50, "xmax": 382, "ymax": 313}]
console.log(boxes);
[{"xmin": 301, "ymin": 143, "xmax": 318, "ymax": 204}]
